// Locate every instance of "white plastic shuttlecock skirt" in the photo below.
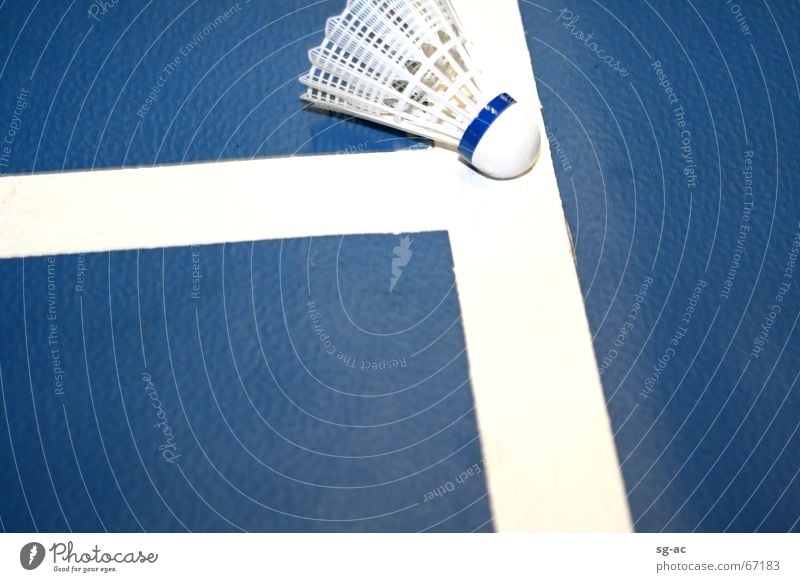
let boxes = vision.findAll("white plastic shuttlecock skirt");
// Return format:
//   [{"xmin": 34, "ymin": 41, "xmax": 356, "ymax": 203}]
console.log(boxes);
[{"xmin": 300, "ymin": 0, "xmax": 541, "ymax": 179}]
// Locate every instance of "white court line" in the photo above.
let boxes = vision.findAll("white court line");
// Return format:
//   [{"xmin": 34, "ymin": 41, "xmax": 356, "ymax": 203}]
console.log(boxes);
[{"xmin": 0, "ymin": 0, "xmax": 631, "ymax": 531}]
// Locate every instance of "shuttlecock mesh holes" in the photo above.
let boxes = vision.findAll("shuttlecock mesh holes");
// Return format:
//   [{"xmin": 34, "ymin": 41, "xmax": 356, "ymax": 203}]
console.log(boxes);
[{"xmin": 302, "ymin": 0, "xmax": 483, "ymax": 142}]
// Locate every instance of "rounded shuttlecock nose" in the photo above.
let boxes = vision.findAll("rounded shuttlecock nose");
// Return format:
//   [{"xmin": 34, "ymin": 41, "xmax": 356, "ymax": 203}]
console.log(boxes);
[{"xmin": 458, "ymin": 94, "xmax": 541, "ymax": 180}]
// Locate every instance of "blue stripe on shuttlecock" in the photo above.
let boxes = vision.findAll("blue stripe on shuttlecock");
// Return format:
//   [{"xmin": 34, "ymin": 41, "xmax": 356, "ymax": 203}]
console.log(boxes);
[{"xmin": 458, "ymin": 93, "xmax": 517, "ymax": 163}]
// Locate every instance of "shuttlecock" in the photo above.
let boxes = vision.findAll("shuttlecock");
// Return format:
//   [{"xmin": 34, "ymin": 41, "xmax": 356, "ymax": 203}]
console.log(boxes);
[{"xmin": 300, "ymin": 0, "xmax": 541, "ymax": 180}]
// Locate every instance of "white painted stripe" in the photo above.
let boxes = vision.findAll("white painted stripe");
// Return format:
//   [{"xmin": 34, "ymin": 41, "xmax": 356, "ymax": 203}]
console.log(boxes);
[{"xmin": 0, "ymin": 0, "xmax": 631, "ymax": 531}]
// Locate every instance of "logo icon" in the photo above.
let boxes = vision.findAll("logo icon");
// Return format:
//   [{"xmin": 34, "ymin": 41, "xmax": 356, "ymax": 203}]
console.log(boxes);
[
  {"xmin": 20, "ymin": 542, "xmax": 45, "ymax": 570},
  {"xmin": 390, "ymin": 236, "xmax": 414, "ymax": 293}
]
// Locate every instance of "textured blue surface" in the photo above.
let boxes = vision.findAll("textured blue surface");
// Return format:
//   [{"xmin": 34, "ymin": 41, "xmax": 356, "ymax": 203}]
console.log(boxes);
[
  {"xmin": 0, "ymin": 0, "xmax": 419, "ymax": 175},
  {"xmin": 521, "ymin": 1, "xmax": 800, "ymax": 531},
  {"xmin": 0, "ymin": 234, "xmax": 492, "ymax": 532}
]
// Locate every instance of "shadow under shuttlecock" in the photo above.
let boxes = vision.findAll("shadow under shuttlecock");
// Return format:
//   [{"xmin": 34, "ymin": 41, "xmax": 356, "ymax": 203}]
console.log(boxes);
[
  {"xmin": 303, "ymin": 107, "xmax": 433, "ymax": 155},
  {"xmin": 303, "ymin": 105, "xmax": 541, "ymax": 181}
]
